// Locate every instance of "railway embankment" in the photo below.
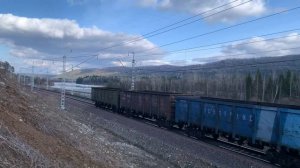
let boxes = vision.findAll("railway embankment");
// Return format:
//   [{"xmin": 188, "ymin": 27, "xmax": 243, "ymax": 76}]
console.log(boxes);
[{"xmin": 0, "ymin": 71, "xmax": 176, "ymax": 167}]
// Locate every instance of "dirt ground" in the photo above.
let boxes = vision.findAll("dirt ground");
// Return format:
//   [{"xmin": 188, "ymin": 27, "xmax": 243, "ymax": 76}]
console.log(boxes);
[{"xmin": 0, "ymin": 72, "xmax": 173, "ymax": 168}]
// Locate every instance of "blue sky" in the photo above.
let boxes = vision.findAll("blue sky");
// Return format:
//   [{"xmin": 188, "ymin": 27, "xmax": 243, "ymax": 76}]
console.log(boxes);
[{"xmin": 0, "ymin": 0, "xmax": 300, "ymax": 74}]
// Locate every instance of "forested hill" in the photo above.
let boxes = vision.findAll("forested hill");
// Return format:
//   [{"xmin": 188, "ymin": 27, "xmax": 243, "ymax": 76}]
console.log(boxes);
[
  {"xmin": 62, "ymin": 55, "xmax": 300, "ymax": 79},
  {"xmin": 134, "ymin": 54, "xmax": 300, "ymax": 75},
  {"xmin": 74, "ymin": 55, "xmax": 300, "ymax": 105}
]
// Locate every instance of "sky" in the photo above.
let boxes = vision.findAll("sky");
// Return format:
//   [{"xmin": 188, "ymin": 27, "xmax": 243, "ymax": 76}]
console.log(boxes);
[{"xmin": 0, "ymin": 0, "xmax": 300, "ymax": 74}]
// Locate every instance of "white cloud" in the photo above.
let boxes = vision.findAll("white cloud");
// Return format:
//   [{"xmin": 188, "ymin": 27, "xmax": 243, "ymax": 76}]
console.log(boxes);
[
  {"xmin": 222, "ymin": 33, "xmax": 300, "ymax": 57},
  {"xmin": 139, "ymin": 59, "xmax": 170, "ymax": 66},
  {"xmin": 138, "ymin": 0, "xmax": 267, "ymax": 22},
  {"xmin": 67, "ymin": 0, "xmax": 90, "ymax": 5},
  {"xmin": 193, "ymin": 33, "xmax": 300, "ymax": 62},
  {"xmin": 0, "ymin": 14, "xmax": 164, "ymax": 73}
]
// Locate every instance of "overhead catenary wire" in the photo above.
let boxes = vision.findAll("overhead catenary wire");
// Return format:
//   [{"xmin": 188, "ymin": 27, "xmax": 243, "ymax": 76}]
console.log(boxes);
[
  {"xmin": 119, "ymin": 0, "xmax": 253, "ymax": 45},
  {"xmin": 22, "ymin": 3, "xmax": 300, "ymax": 70},
  {"xmin": 63, "ymin": 30, "xmax": 300, "ymax": 72},
  {"xmin": 191, "ymin": 46, "xmax": 300, "ymax": 62},
  {"xmin": 35, "ymin": 28, "xmax": 300, "ymax": 63},
  {"xmin": 64, "ymin": 42, "xmax": 300, "ymax": 75},
  {"xmin": 71, "ymin": 0, "xmax": 251, "ymax": 54},
  {"xmin": 24, "ymin": 3, "xmax": 300, "ymax": 76},
  {"xmin": 66, "ymin": 47, "xmax": 300, "ymax": 76},
  {"xmin": 135, "ymin": 56, "xmax": 300, "ymax": 74},
  {"xmin": 55, "ymin": 4, "xmax": 300, "ymax": 71},
  {"xmin": 137, "ymin": 6, "xmax": 300, "ymax": 54},
  {"xmin": 25, "ymin": 0, "xmax": 252, "ymax": 64},
  {"xmin": 128, "ymin": 0, "xmax": 242, "ymax": 40},
  {"xmin": 22, "ymin": 27, "xmax": 300, "ymax": 76},
  {"xmin": 84, "ymin": 52, "xmax": 300, "ymax": 77},
  {"xmin": 137, "ymin": 32, "xmax": 300, "ymax": 57}
]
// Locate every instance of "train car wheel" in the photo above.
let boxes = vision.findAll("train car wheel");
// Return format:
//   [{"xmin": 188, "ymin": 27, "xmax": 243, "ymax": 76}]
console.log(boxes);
[
  {"xmin": 195, "ymin": 131, "xmax": 204, "ymax": 139},
  {"xmin": 213, "ymin": 134, "xmax": 219, "ymax": 140},
  {"xmin": 266, "ymin": 149, "xmax": 279, "ymax": 164},
  {"xmin": 237, "ymin": 138, "xmax": 245, "ymax": 145}
]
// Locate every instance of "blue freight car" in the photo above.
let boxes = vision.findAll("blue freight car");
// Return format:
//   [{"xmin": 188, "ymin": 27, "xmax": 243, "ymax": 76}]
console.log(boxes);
[{"xmin": 175, "ymin": 96, "xmax": 300, "ymax": 165}]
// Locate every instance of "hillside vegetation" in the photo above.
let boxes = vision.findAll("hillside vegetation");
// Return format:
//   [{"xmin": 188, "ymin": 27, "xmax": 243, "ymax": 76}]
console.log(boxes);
[{"xmin": 76, "ymin": 55, "xmax": 300, "ymax": 105}]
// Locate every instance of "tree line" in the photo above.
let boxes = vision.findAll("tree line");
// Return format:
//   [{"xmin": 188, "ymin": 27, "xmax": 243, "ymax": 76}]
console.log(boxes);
[
  {"xmin": 77, "ymin": 70, "xmax": 300, "ymax": 105},
  {"xmin": 0, "ymin": 61, "xmax": 14, "ymax": 73}
]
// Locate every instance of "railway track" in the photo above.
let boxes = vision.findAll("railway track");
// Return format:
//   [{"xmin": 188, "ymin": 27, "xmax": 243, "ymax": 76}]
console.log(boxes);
[
  {"xmin": 36, "ymin": 88, "xmax": 279, "ymax": 167},
  {"xmin": 36, "ymin": 88, "xmax": 94, "ymax": 105}
]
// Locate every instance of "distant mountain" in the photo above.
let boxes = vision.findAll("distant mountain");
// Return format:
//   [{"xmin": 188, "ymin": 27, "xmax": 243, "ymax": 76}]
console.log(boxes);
[
  {"xmin": 55, "ymin": 68, "xmax": 118, "ymax": 79},
  {"xmin": 55, "ymin": 55, "xmax": 300, "ymax": 79}
]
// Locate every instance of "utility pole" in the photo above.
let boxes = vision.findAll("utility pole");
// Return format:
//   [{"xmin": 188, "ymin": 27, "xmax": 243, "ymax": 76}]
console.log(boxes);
[
  {"xmin": 18, "ymin": 69, "xmax": 21, "ymax": 84},
  {"xmin": 61, "ymin": 55, "xmax": 66, "ymax": 110},
  {"xmin": 130, "ymin": 52, "xmax": 135, "ymax": 91},
  {"xmin": 31, "ymin": 63, "xmax": 34, "ymax": 92},
  {"xmin": 46, "ymin": 68, "xmax": 49, "ymax": 90},
  {"xmin": 23, "ymin": 74, "xmax": 26, "ymax": 86},
  {"xmin": 71, "ymin": 65, "xmax": 74, "ymax": 95}
]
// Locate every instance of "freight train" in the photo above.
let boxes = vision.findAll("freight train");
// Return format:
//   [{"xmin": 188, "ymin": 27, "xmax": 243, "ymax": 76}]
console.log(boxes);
[{"xmin": 91, "ymin": 87, "xmax": 300, "ymax": 167}]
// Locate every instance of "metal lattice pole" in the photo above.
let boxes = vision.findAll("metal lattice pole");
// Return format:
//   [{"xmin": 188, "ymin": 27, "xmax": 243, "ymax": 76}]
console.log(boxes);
[
  {"xmin": 130, "ymin": 52, "xmax": 135, "ymax": 91},
  {"xmin": 61, "ymin": 55, "xmax": 66, "ymax": 110},
  {"xmin": 46, "ymin": 68, "xmax": 49, "ymax": 90},
  {"xmin": 31, "ymin": 64, "xmax": 34, "ymax": 92},
  {"xmin": 71, "ymin": 65, "xmax": 74, "ymax": 95},
  {"xmin": 23, "ymin": 74, "xmax": 26, "ymax": 86},
  {"xmin": 18, "ymin": 69, "xmax": 21, "ymax": 84}
]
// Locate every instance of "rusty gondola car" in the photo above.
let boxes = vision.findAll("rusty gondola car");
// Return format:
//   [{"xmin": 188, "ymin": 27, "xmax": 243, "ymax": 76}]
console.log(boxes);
[
  {"xmin": 91, "ymin": 87, "xmax": 120, "ymax": 112},
  {"xmin": 119, "ymin": 90, "xmax": 183, "ymax": 126}
]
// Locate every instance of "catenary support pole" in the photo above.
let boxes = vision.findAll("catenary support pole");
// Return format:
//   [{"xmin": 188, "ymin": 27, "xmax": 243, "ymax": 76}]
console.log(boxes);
[
  {"xmin": 130, "ymin": 52, "xmax": 135, "ymax": 91},
  {"xmin": 61, "ymin": 55, "xmax": 66, "ymax": 110},
  {"xmin": 46, "ymin": 68, "xmax": 49, "ymax": 90},
  {"xmin": 31, "ymin": 63, "xmax": 34, "ymax": 92}
]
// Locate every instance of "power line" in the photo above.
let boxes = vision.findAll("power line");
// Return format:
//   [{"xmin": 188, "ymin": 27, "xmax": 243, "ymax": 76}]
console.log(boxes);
[
  {"xmin": 36, "ymin": 0, "xmax": 251, "ymax": 64},
  {"xmin": 65, "ymin": 37, "xmax": 300, "ymax": 74},
  {"xmin": 133, "ymin": 47, "xmax": 300, "ymax": 73},
  {"xmin": 29, "ymin": 27, "xmax": 300, "ymax": 64},
  {"xmin": 136, "ymin": 56, "xmax": 300, "ymax": 74},
  {"xmin": 138, "ymin": 6, "xmax": 300, "ymax": 54},
  {"xmin": 23, "ymin": 3, "xmax": 299, "ymax": 67},
  {"xmin": 23, "ymin": 28, "xmax": 300, "ymax": 75},
  {"xmin": 33, "ymin": 4, "xmax": 300, "ymax": 75},
  {"xmin": 73, "ymin": 0, "xmax": 250, "ymax": 55},
  {"xmin": 137, "ymin": 31, "xmax": 300, "ymax": 57},
  {"xmin": 131, "ymin": 0, "xmax": 241, "ymax": 39},
  {"xmin": 193, "ymin": 46, "xmax": 300, "ymax": 62},
  {"xmin": 67, "ymin": 48, "xmax": 300, "ymax": 76},
  {"xmin": 122, "ymin": 0, "xmax": 253, "ymax": 44},
  {"xmin": 65, "ymin": 54, "xmax": 99, "ymax": 72},
  {"xmin": 63, "ymin": 29, "xmax": 300, "ymax": 74}
]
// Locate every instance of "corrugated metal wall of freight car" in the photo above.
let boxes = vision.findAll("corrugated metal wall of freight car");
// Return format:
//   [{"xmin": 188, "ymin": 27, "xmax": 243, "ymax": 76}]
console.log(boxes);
[
  {"xmin": 164, "ymin": 96, "xmax": 174, "ymax": 121},
  {"xmin": 217, "ymin": 104, "xmax": 233, "ymax": 134},
  {"xmin": 135, "ymin": 92, "xmax": 143, "ymax": 112},
  {"xmin": 120, "ymin": 91, "xmax": 130, "ymax": 109},
  {"xmin": 187, "ymin": 101, "xmax": 201, "ymax": 126},
  {"xmin": 157, "ymin": 95, "xmax": 169, "ymax": 120},
  {"xmin": 279, "ymin": 108, "xmax": 300, "ymax": 150},
  {"xmin": 255, "ymin": 106, "xmax": 278, "ymax": 144},
  {"xmin": 142, "ymin": 93, "xmax": 151, "ymax": 117},
  {"xmin": 202, "ymin": 103, "xmax": 218, "ymax": 129},
  {"xmin": 91, "ymin": 88, "xmax": 96, "ymax": 101},
  {"xmin": 234, "ymin": 106, "xmax": 254, "ymax": 138},
  {"xmin": 151, "ymin": 95, "xmax": 159, "ymax": 118},
  {"xmin": 175, "ymin": 99, "xmax": 188, "ymax": 123}
]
